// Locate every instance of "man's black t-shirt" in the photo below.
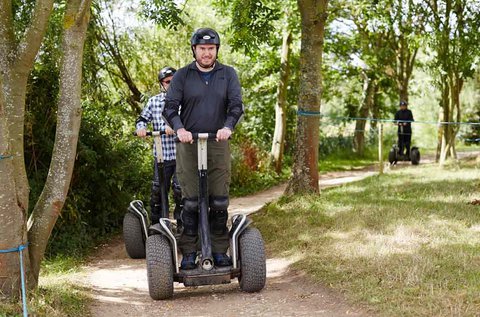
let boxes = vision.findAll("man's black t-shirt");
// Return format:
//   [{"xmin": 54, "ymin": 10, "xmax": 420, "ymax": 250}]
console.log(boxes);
[{"xmin": 394, "ymin": 109, "xmax": 414, "ymax": 133}]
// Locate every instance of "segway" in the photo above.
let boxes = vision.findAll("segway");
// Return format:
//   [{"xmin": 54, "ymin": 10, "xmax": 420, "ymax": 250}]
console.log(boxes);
[
  {"xmin": 123, "ymin": 131, "xmax": 171, "ymax": 259},
  {"xmin": 146, "ymin": 133, "xmax": 266, "ymax": 300},
  {"xmin": 388, "ymin": 126, "xmax": 420, "ymax": 165}
]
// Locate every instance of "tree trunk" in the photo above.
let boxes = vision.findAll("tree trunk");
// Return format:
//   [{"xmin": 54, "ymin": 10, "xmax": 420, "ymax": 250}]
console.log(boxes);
[
  {"xmin": 0, "ymin": 0, "xmax": 55, "ymax": 296},
  {"xmin": 27, "ymin": 0, "xmax": 91, "ymax": 283},
  {"xmin": 354, "ymin": 74, "xmax": 375, "ymax": 156},
  {"xmin": 439, "ymin": 73, "xmax": 463, "ymax": 166},
  {"xmin": 286, "ymin": 0, "xmax": 328, "ymax": 195},
  {"xmin": 0, "ymin": 74, "xmax": 29, "ymax": 298},
  {"xmin": 271, "ymin": 29, "xmax": 292, "ymax": 173}
]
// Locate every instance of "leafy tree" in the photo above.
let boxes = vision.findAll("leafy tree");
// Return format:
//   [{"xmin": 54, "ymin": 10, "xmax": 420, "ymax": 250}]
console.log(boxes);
[
  {"xmin": 421, "ymin": 0, "xmax": 480, "ymax": 164},
  {"xmin": 214, "ymin": 0, "xmax": 299, "ymax": 171}
]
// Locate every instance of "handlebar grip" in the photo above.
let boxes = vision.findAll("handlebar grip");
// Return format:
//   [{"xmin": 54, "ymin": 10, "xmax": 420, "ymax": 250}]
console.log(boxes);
[{"xmin": 133, "ymin": 131, "xmax": 166, "ymax": 137}]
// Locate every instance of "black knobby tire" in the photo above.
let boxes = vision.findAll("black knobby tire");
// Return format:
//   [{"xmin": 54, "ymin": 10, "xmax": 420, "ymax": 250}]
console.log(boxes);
[
  {"xmin": 146, "ymin": 234, "xmax": 174, "ymax": 300},
  {"xmin": 411, "ymin": 148, "xmax": 420, "ymax": 165},
  {"xmin": 388, "ymin": 149, "xmax": 396, "ymax": 164},
  {"xmin": 238, "ymin": 227, "xmax": 266, "ymax": 293},
  {"xmin": 123, "ymin": 212, "xmax": 146, "ymax": 259}
]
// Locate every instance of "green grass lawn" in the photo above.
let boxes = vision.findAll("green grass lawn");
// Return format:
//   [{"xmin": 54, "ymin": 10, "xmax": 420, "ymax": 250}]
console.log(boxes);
[{"xmin": 254, "ymin": 159, "xmax": 480, "ymax": 316}]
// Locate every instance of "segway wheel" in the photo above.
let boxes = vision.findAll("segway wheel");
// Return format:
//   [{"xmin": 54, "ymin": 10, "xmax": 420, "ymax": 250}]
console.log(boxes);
[
  {"xmin": 388, "ymin": 149, "xmax": 396, "ymax": 164},
  {"xmin": 238, "ymin": 228, "xmax": 266, "ymax": 293},
  {"xmin": 146, "ymin": 234, "xmax": 174, "ymax": 300},
  {"xmin": 123, "ymin": 212, "xmax": 146, "ymax": 259},
  {"xmin": 411, "ymin": 148, "xmax": 420, "ymax": 165}
]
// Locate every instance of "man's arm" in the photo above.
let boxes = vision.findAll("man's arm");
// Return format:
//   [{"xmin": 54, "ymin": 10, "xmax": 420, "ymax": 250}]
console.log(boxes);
[
  {"xmin": 224, "ymin": 67, "xmax": 244, "ymax": 130},
  {"xmin": 164, "ymin": 71, "xmax": 185, "ymax": 132},
  {"xmin": 136, "ymin": 98, "xmax": 154, "ymax": 136},
  {"xmin": 394, "ymin": 111, "xmax": 400, "ymax": 125}
]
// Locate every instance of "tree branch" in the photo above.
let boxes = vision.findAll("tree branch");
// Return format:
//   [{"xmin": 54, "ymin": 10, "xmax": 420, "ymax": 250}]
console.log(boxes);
[
  {"xmin": 16, "ymin": 0, "xmax": 55, "ymax": 72},
  {"xmin": 0, "ymin": 0, "xmax": 15, "ymax": 70},
  {"xmin": 75, "ymin": 0, "xmax": 91, "ymax": 25}
]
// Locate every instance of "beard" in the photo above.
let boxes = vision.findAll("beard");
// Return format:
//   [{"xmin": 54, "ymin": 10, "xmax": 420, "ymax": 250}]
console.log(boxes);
[{"xmin": 196, "ymin": 57, "xmax": 215, "ymax": 69}]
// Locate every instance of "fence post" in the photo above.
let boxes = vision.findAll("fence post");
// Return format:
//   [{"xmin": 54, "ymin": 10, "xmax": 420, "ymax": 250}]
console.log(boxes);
[{"xmin": 378, "ymin": 123, "xmax": 384, "ymax": 174}]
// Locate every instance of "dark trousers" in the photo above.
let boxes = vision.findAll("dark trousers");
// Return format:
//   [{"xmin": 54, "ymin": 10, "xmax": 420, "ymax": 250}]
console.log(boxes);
[
  {"xmin": 150, "ymin": 160, "xmax": 181, "ymax": 224},
  {"xmin": 176, "ymin": 141, "xmax": 231, "ymax": 254},
  {"xmin": 398, "ymin": 133, "xmax": 412, "ymax": 157}
]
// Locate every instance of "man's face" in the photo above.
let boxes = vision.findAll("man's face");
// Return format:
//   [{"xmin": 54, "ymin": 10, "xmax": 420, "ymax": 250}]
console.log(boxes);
[
  {"xmin": 400, "ymin": 105, "xmax": 407, "ymax": 110},
  {"xmin": 161, "ymin": 75, "xmax": 173, "ymax": 91},
  {"xmin": 194, "ymin": 44, "xmax": 217, "ymax": 68}
]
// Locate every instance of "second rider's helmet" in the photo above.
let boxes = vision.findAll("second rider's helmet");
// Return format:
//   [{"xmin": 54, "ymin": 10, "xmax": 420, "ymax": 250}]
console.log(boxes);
[{"xmin": 158, "ymin": 66, "xmax": 176, "ymax": 82}]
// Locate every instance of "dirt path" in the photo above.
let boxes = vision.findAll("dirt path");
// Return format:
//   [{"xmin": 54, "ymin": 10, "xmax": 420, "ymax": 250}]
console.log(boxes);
[
  {"xmin": 78, "ymin": 168, "xmax": 380, "ymax": 317},
  {"xmin": 77, "ymin": 151, "xmax": 480, "ymax": 316}
]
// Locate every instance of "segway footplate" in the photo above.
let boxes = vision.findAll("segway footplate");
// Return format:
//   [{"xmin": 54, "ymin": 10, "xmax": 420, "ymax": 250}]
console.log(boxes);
[{"xmin": 175, "ymin": 266, "xmax": 240, "ymax": 286}]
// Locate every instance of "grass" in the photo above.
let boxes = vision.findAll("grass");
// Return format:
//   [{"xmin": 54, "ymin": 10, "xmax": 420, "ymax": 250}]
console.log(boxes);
[
  {"xmin": 319, "ymin": 147, "xmax": 379, "ymax": 173},
  {"xmin": 253, "ymin": 158, "xmax": 480, "ymax": 316},
  {"xmin": 0, "ymin": 256, "xmax": 90, "ymax": 317}
]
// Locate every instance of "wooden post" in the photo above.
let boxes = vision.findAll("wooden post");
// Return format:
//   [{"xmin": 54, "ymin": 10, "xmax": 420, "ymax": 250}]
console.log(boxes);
[{"xmin": 378, "ymin": 123, "xmax": 384, "ymax": 174}]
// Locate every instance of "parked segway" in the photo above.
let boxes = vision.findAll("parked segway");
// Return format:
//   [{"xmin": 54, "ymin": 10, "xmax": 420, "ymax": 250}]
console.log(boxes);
[
  {"xmin": 146, "ymin": 133, "xmax": 266, "ymax": 300},
  {"xmin": 388, "ymin": 126, "xmax": 420, "ymax": 165},
  {"xmin": 123, "ymin": 131, "xmax": 171, "ymax": 259}
]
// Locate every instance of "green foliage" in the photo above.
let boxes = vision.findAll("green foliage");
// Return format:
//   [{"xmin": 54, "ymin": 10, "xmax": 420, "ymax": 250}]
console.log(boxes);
[
  {"xmin": 230, "ymin": 138, "xmax": 289, "ymax": 196},
  {"xmin": 214, "ymin": 0, "xmax": 282, "ymax": 54},
  {"xmin": 139, "ymin": 0, "xmax": 185, "ymax": 29},
  {"xmin": 25, "ymin": 8, "xmax": 152, "ymax": 258}
]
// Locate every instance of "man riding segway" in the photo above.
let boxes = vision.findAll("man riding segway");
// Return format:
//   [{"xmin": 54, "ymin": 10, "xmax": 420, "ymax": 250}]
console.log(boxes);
[
  {"xmin": 164, "ymin": 28, "xmax": 244, "ymax": 269},
  {"xmin": 136, "ymin": 67, "xmax": 182, "ymax": 226},
  {"xmin": 394, "ymin": 100, "xmax": 414, "ymax": 160}
]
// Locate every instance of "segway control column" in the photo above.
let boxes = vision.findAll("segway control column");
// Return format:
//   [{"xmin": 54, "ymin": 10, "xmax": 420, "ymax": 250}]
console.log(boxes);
[{"xmin": 196, "ymin": 133, "xmax": 217, "ymax": 271}]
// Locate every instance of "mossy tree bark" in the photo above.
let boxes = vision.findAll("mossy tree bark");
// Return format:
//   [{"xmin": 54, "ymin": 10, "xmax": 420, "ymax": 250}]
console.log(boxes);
[
  {"xmin": 0, "ymin": 0, "xmax": 55, "ymax": 296},
  {"xmin": 286, "ymin": 0, "xmax": 328, "ymax": 194}
]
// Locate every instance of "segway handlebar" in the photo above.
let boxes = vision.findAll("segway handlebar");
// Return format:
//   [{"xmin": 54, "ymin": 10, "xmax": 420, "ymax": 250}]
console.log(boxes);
[
  {"xmin": 132, "ymin": 131, "xmax": 167, "ymax": 137},
  {"xmin": 175, "ymin": 133, "xmax": 230, "ymax": 142}
]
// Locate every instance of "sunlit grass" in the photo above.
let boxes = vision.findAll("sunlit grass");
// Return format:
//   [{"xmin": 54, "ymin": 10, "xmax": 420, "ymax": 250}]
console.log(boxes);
[
  {"xmin": 254, "ymin": 160, "xmax": 480, "ymax": 316},
  {"xmin": 0, "ymin": 258, "xmax": 89, "ymax": 317}
]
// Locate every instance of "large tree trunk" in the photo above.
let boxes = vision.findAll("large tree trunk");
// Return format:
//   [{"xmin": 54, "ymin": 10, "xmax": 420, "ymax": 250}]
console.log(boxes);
[
  {"xmin": 0, "ymin": 0, "xmax": 55, "ymax": 296},
  {"xmin": 27, "ymin": 0, "xmax": 91, "ymax": 282},
  {"xmin": 0, "ymin": 75, "xmax": 29, "ymax": 298},
  {"xmin": 354, "ymin": 74, "xmax": 375, "ymax": 156},
  {"xmin": 271, "ymin": 29, "xmax": 292, "ymax": 173},
  {"xmin": 286, "ymin": 0, "xmax": 328, "ymax": 194}
]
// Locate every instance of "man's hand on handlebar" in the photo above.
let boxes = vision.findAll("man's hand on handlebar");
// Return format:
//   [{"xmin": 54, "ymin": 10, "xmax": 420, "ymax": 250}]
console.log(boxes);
[
  {"xmin": 165, "ymin": 126, "xmax": 175, "ymax": 135},
  {"xmin": 177, "ymin": 128, "xmax": 194, "ymax": 143},
  {"xmin": 136, "ymin": 128, "xmax": 147, "ymax": 137},
  {"xmin": 216, "ymin": 127, "xmax": 232, "ymax": 141}
]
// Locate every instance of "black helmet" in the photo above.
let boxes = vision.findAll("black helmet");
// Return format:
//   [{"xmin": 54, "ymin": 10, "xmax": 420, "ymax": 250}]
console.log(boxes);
[
  {"xmin": 400, "ymin": 100, "xmax": 408, "ymax": 106},
  {"xmin": 190, "ymin": 28, "xmax": 220, "ymax": 47},
  {"xmin": 158, "ymin": 66, "xmax": 176, "ymax": 82}
]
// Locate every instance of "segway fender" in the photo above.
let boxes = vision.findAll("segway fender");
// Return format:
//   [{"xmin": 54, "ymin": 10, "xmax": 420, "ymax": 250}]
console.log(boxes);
[
  {"xmin": 230, "ymin": 214, "xmax": 252, "ymax": 269},
  {"xmin": 149, "ymin": 219, "xmax": 180, "ymax": 273},
  {"xmin": 128, "ymin": 200, "xmax": 149, "ymax": 241}
]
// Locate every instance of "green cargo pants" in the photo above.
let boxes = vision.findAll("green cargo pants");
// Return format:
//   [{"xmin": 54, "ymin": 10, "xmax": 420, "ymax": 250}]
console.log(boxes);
[{"xmin": 176, "ymin": 140, "xmax": 231, "ymax": 254}]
